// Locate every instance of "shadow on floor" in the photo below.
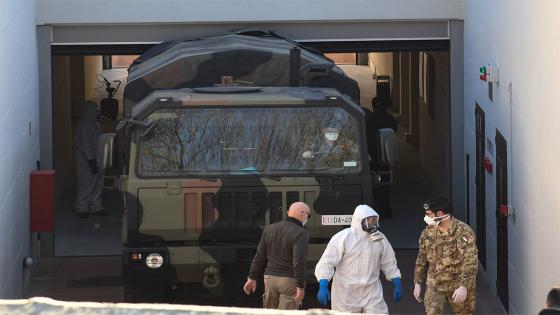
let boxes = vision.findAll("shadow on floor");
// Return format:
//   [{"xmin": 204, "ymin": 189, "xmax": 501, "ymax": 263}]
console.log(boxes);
[{"xmin": 55, "ymin": 179, "xmax": 122, "ymax": 256}]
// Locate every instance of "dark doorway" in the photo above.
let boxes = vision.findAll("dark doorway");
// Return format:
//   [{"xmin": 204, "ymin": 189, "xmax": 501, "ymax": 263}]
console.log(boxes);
[
  {"xmin": 495, "ymin": 130, "xmax": 509, "ymax": 311},
  {"xmin": 475, "ymin": 105, "xmax": 486, "ymax": 268}
]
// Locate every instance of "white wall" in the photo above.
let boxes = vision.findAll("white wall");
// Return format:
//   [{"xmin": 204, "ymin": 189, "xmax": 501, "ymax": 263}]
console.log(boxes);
[
  {"xmin": 369, "ymin": 53, "xmax": 393, "ymax": 80},
  {"xmin": 369, "ymin": 52, "xmax": 393, "ymax": 98},
  {"xmin": 84, "ymin": 56, "xmax": 103, "ymax": 102},
  {"xmin": 0, "ymin": 0, "xmax": 39, "ymax": 298},
  {"xmin": 465, "ymin": 1, "xmax": 560, "ymax": 314}
]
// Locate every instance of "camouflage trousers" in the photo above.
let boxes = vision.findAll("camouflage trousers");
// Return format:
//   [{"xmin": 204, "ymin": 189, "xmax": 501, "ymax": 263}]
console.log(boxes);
[{"xmin": 424, "ymin": 286, "xmax": 476, "ymax": 315}]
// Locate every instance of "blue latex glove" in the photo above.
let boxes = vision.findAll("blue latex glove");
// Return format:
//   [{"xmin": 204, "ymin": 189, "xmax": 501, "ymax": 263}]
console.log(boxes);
[
  {"xmin": 392, "ymin": 278, "xmax": 403, "ymax": 303},
  {"xmin": 317, "ymin": 279, "xmax": 330, "ymax": 305}
]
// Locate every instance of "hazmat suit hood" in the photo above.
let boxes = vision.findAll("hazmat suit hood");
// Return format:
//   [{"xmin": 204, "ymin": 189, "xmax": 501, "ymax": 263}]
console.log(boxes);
[
  {"xmin": 81, "ymin": 100, "xmax": 98, "ymax": 121},
  {"xmin": 350, "ymin": 205, "xmax": 379, "ymax": 232}
]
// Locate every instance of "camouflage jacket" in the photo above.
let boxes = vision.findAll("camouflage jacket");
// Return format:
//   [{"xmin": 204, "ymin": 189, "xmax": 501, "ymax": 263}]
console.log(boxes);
[
  {"xmin": 301, "ymin": 139, "xmax": 359, "ymax": 169},
  {"xmin": 414, "ymin": 217, "xmax": 478, "ymax": 292}
]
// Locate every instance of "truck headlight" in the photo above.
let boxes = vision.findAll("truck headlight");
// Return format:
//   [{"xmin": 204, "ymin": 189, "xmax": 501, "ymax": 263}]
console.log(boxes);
[{"xmin": 145, "ymin": 253, "xmax": 164, "ymax": 269}]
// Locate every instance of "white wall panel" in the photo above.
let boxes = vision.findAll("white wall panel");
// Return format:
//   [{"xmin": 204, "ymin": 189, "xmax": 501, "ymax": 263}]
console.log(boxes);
[{"xmin": 0, "ymin": 0, "xmax": 39, "ymax": 298}]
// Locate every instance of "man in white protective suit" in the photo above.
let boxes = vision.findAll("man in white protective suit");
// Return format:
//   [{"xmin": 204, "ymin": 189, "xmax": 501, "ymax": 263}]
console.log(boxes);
[
  {"xmin": 315, "ymin": 205, "xmax": 402, "ymax": 314},
  {"xmin": 74, "ymin": 100, "xmax": 105, "ymax": 219}
]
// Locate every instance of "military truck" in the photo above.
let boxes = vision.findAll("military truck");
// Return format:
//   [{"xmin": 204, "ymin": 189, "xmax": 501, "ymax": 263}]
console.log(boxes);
[{"xmin": 104, "ymin": 31, "xmax": 381, "ymax": 302}]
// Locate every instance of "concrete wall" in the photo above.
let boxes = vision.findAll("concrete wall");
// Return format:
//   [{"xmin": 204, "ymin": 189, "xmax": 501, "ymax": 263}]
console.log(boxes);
[
  {"xmin": 0, "ymin": 0, "xmax": 39, "ymax": 298},
  {"xmin": 369, "ymin": 53, "xmax": 393, "ymax": 81},
  {"xmin": 418, "ymin": 52, "xmax": 451, "ymax": 197},
  {"xmin": 37, "ymin": 0, "xmax": 463, "ymax": 25},
  {"xmin": 464, "ymin": 1, "xmax": 560, "ymax": 314},
  {"xmin": 52, "ymin": 56, "xmax": 75, "ymax": 201},
  {"xmin": 84, "ymin": 56, "xmax": 102, "ymax": 102},
  {"xmin": 369, "ymin": 52, "xmax": 394, "ymax": 107}
]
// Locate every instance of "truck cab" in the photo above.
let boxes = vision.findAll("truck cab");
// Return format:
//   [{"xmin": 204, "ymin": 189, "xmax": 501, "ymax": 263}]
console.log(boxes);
[{"xmin": 117, "ymin": 86, "xmax": 373, "ymax": 302}]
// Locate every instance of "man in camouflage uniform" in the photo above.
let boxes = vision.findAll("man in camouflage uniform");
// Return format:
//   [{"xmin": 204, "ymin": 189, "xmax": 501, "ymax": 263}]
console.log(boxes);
[
  {"xmin": 413, "ymin": 196, "xmax": 478, "ymax": 315},
  {"xmin": 301, "ymin": 126, "xmax": 359, "ymax": 170}
]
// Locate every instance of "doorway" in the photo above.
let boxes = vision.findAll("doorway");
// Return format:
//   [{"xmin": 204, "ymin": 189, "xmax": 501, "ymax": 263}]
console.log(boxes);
[
  {"xmin": 495, "ymin": 130, "xmax": 509, "ymax": 311},
  {"xmin": 475, "ymin": 104, "xmax": 486, "ymax": 268},
  {"xmin": 324, "ymin": 51, "xmax": 451, "ymax": 249},
  {"xmin": 51, "ymin": 54, "xmax": 135, "ymax": 256}
]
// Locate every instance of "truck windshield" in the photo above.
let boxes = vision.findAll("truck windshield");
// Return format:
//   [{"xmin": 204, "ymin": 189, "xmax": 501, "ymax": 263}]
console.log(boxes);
[{"xmin": 137, "ymin": 106, "xmax": 363, "ymax": 177}]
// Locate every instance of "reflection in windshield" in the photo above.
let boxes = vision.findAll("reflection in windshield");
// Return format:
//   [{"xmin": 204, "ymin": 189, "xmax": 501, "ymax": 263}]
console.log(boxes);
[{"xmin": 138, "ymin": 106, "xmax": 362, "ymax": 176}]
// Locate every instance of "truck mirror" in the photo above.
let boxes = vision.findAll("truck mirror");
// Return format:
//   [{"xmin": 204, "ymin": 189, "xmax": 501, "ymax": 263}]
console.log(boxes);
[
  {"xmin": 97, "ymin": 133, "xmax": 116, "ymax": 170},
  {"xmin": 375, "ymin": 171, "xmax": 393, "ymax": 186}
]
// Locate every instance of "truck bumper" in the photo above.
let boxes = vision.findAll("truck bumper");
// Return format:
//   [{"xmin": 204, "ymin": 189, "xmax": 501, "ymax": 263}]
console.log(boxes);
[{"xmin": 123, "ymin": 243, "xmax": 326, "ymax": 286}]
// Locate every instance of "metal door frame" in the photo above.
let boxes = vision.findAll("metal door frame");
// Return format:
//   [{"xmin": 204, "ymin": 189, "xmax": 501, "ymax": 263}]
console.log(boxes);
[
  {"xmin": 475, "ymin": 104, "xmax": 486, "ymax": 268},
  {"xmin": 495, "ymin": 130, "xmax": 509, "ymax": 311}
]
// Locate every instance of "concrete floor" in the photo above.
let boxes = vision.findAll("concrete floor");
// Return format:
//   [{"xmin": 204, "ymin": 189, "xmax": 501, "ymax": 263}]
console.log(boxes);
[
  {"xmin": 54, "ymin": 180, "xmax": 122, "ymax": 256},
  {"xmin": 27, "ymin": 251, "xmax": 506, "ymax": 314}
]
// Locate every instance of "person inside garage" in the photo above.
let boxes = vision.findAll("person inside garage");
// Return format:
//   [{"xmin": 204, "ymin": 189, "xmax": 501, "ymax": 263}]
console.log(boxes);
[
  {"xmin": 74, "ymin": 100, "xmax": 106, "ymax": 218},
  {"xmin": 365, "ymin": 97, "xmax": 398, "ymax": 218}
]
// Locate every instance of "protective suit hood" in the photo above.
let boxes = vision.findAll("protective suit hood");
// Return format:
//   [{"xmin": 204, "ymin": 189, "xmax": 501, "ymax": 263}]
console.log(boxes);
[
  {"xmin": 81, "ymin": 100, "xmax": 98, "ymax": 121},
  {"xmin": 351, "ymin": 205, "xmax": 379, "ymax": 232}
]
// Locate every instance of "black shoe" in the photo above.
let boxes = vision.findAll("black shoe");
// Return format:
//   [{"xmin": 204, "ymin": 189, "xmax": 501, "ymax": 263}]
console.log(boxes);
[
  {"xmin": 92, "ymin": 209, "xmax": 108, "ymax": 216},
  {"xmin": 77, "ymin": 212, "xmax": 90, "ymax": 219}
]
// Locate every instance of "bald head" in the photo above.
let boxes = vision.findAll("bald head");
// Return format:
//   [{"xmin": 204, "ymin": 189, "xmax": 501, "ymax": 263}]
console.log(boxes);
[{"xmin": 287, "ymin": 202, "xmax": 311, "ymax": 224}]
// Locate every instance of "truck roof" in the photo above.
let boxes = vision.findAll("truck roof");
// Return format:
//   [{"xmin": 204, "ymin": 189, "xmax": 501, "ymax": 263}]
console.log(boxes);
[
  {"xmin": 130, "ymin": 86, "xmax": 364, "ymax": 120},
  {"xmin": 124, "ymin": 31, "xmax": 360, "ymax": 115}
]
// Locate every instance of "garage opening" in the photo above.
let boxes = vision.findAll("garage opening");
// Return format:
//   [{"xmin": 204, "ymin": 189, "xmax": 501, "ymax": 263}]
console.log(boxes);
[
  {"xmin": 49, "ymin": 47, "xmax": 451, "ymax": 254},
  {"xmin": 51, "ymin": 54, "xmax": 137, "ymax": 256}
]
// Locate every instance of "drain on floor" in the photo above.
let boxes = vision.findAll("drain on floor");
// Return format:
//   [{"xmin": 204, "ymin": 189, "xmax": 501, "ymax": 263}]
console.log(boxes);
[{"xmin": 66, "ymin": 276, "xmax": 122, "ymax": 288}]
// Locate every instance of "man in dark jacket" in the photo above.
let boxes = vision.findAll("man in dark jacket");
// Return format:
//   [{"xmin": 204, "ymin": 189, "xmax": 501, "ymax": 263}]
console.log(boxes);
[
  {"xmin": 243, "ymin": 202, "xmax": 310, "ymax": 309},
  {"xmin": 368, "ymin": 97, "xmax": 398, "ymax": 133},
  {"xmin": 538, "ymin": 287, "xmax": 560, "ymax": 315},
  {"xmin": 365, "ymin": 97, "xmax": 399, "ymax": 218}
]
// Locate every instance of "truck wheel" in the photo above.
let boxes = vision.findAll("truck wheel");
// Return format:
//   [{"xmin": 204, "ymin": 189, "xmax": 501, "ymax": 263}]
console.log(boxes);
[{"xmin": 124, "ymin": 282, "xmax": 166, "ymax": 303}]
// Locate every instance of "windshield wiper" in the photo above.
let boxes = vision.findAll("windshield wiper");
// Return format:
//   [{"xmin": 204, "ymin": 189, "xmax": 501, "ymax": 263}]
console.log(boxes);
[
  {"xmin": 260, "ymin": 175, "xmax": 281, "ymax": 181},
  {"xmin": 191, "ymin": 175, "xmax": 218, "ymax": 182},
  {"xmin": 167, "ymin": 170, "xmax": 219, "ymax": 182},
  {"xmin": 233, "ymin": 168, "xmax": 282, "ymax": 181},
  {"xmin": 313, "ymin": 170, "xmax": 345, "ymax": 180}
]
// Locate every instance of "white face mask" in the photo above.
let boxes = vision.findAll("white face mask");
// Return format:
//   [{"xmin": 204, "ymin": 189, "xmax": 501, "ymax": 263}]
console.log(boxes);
[
  {"xmin": 424, "ymin": 214, "xmax": 450, "ymax": 226},
  {"xmin": 324, "ymin": 132, "xmax": 339, "ymax": 141},
  {"xmin": 424, "ymin": 215, "xmax": 437, "ymax": 226}
]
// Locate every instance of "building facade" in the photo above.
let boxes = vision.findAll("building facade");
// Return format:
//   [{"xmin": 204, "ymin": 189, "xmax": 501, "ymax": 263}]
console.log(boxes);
[{"xmin": 464, "ymin": 1, "xmax": 560, "ymax": 314}]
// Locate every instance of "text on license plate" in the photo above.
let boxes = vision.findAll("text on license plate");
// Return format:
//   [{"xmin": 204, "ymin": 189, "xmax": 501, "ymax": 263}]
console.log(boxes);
[{"xmin": 321, "ymin": 215, "xmax": 352, "ymax": 225}]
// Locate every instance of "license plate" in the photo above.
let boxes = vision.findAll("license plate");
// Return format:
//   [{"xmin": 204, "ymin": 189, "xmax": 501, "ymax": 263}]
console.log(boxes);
[{"xmin": 321, "ymin": 215, "xmax": 353, "ymax": 225}]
